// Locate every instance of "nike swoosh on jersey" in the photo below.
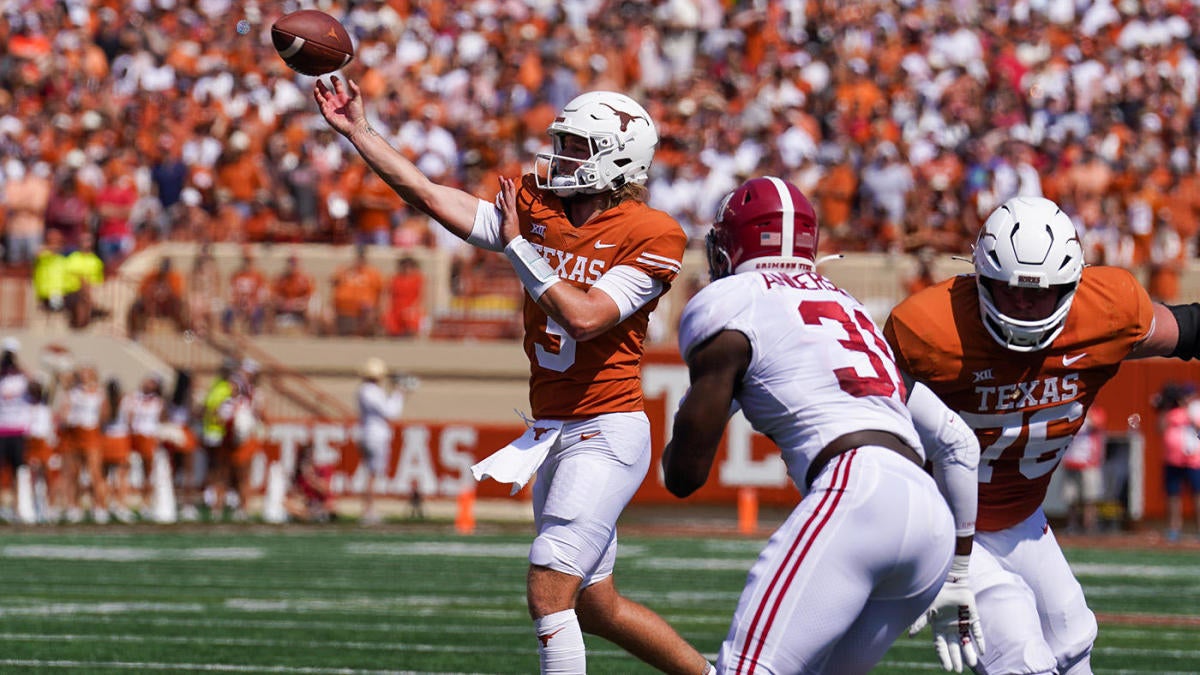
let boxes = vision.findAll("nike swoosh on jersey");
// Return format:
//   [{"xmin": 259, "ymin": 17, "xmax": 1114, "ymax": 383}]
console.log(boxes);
[
  {"xmin": 579, "ymin": 432, "xmax": 600, "ymax": 441},
  {"xmin": 1062, "ymin": 353, "xmax": 1087, "ymax": 366},
  {"xmin": 594, "ymin": 241, "xmax": 617, "ymax": 249}
]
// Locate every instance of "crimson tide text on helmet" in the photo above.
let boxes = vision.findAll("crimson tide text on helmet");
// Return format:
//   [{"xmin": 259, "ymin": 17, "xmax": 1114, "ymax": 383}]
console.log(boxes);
[
  {"xmin": 536, "ymin": 91, "xmax": 658, "ymax": 196},
  {"xmin": 706, "ymin": 176, "xmax": 820, "ymax": 281},
  {"xmin": 973, "ymin": 196, "xmax": 1083, "ymax": 352}
]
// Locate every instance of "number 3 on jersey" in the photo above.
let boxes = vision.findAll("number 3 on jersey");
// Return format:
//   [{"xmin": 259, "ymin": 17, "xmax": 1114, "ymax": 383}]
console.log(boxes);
[
  {"xmin": 535, "ymin": 317, "xmax": 577, "ymax": 372},
  {"xmin": 798, "ymin": 300, "xmax": 900, "ymax": 398}
]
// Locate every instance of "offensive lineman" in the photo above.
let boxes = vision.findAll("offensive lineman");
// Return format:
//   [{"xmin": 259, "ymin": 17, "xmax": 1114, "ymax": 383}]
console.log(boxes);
[
  {"xmin": 316, "ymin": 77, "xmax": 713, "ymax": 674},
  {"xmin": 885, "ymin": 195, "xmax": 1191, "ymax": 674},
  {"xmin": 663, "ymin": 177, "xmax": 983, "ymax": 674}
]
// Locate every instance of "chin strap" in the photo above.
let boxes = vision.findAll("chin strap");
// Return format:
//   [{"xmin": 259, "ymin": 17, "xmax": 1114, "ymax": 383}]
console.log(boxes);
[{"xmin": 1168, "ymin": 303, "xmax": 1200, "ymax": 360}]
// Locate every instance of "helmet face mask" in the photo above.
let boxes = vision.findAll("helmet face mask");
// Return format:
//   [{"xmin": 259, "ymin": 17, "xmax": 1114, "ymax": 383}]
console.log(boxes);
[
  {"xmin": 706, "ymin": 176, "xmax": 819, "ymax": 281},
  {"xmin": 973, "ymin": 196, "xmax": 1083, "ymax": 352},
  {"xmin": 536, "ymin": 91, "xmax": 657, "ymax": 196}
]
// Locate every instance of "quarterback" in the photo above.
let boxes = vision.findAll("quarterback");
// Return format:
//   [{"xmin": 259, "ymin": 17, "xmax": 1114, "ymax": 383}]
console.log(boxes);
[
  {"xmin": 664, "ymin": 177, "xmax": 983, "ymax": 674},
  {"xmin": 316, "ymin": 78, "xmax": 712, "ymax": 674},
  {"xmin": 885, "ymin": 196, "xmax": 1187, "ymax": 675}
]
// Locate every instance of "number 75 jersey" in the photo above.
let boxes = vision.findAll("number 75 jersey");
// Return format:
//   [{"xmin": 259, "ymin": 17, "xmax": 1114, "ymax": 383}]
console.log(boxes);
[
  {"xmin": 678, "ymin": 270, "xmax": 921, "ymax": 491},
  {"xmin": 884, "ymin": 267, "xmax": 1155, "ymax": 531}
]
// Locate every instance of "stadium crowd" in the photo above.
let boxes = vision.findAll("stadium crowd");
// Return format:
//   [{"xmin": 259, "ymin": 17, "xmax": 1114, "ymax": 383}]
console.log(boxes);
[{"xmin": 2, "ymin": 0, "xmax": 1200, "ymax": 314}]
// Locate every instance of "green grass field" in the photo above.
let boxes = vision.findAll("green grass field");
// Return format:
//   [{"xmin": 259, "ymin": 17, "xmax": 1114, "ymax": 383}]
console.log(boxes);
[{"xmin": 0, "ymin": 525, "xmax": 1197, "ymax": 674}]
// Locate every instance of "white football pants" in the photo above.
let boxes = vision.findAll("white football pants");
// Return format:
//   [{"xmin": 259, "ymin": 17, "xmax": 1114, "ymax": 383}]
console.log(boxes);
[
  {"xmin": 971, "ymin": 508, "xmax": 1097, "ymax": 675},
  {"xmin": 529, "ymin": 411, "xmax": 650, "ymax": 586},
  {"xmin": 717, "ymin": 446, "xmax": 955, "ymax": 675}
]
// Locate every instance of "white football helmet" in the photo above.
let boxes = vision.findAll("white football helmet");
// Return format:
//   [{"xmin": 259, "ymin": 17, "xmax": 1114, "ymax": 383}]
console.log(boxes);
[
  {"xmin": 973, "ymin": 196, "xmax": 1083, "ymax": 352},
  {"xmin": 535, "ymin": 91, "xmax": 658, "ymax": 196}
]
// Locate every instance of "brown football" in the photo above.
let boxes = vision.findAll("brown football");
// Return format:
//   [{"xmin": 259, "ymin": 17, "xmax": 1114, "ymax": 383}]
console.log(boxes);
[{"xmin": 271, "ymin": 10, "xmax": 353, "ymax": 76}]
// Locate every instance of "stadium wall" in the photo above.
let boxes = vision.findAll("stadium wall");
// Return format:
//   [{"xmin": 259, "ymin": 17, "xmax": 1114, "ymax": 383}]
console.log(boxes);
[{"xmin": 243, "ymin": 351, "xmax": 1197, "ymax": 521}]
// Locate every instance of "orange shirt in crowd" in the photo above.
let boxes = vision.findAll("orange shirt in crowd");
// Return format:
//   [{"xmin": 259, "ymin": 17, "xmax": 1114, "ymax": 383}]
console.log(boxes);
[
  {"xmin": 273, "ymin": 270, "xmax": 315, "ymax": 307},
  {"xmin": 351, "ymin": 171, "xmax": 404, "ymax": 238},
  {"xmin": 230, "ymin": 268, "xmax": 267, "ymax": 307},
  {"xmin": 384, "ymin": 265, "xmax": 424, "ymax": 337},
  {"xmin": 331, "ymin": 264, "xmax": 383, "ymax": 318}
]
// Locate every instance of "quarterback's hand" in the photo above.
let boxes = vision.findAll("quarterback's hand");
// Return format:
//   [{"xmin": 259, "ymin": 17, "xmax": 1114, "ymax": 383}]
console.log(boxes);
[
  {"xmin": 908, "ymin": 556, "xmax": 985, "ymax": 672},
  {"xmin": 314, "ymin": 76, "xmax": 367, "ymax": 139}
]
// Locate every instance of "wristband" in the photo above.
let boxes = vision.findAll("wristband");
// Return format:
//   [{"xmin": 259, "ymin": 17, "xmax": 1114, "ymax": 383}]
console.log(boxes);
[
  {"xmin": 1168, "ymin": 303, "xmax": 1200, "ymax": 360},
  {"xmin": 504, "ymin": 236, "xmax": 561, "ymax": 301},
  {"xmin": 948, "ymin": 554, "xmax": 971, "ymax": 578}
]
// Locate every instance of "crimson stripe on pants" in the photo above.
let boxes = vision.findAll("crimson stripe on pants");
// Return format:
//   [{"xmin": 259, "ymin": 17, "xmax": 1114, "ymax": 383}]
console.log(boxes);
[{"xmin": 735, "ymin": 449, "xmax": 857, "ymax": 675}]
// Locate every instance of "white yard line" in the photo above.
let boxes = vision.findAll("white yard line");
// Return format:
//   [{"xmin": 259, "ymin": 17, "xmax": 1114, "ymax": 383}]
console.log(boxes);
[
  {"xmin": 0, "ymin": 659, "xmax": 469, "ymax": 674},
  {"xmin": 0, "ymin": 632, "xmax": 528, "ymax": 654}
]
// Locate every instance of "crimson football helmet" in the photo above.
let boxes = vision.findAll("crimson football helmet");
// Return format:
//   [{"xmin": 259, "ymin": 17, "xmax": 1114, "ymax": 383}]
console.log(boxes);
[{"xmin": 706, "ymin": 176, "xmax": 819, "ymax": 280}]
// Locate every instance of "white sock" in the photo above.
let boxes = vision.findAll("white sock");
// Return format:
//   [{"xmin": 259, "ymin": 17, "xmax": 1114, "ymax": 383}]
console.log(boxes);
[{"xmin": 534, "ymin": 609, "xmax": 586, "ymax": 674}]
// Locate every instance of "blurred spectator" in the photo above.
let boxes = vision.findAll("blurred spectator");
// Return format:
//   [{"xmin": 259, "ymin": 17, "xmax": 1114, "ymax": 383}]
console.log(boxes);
[
  {"xmin": 1061, "ymin": 406, "xmax": 1107, "ymax": 535},
  {"xmin": 1155, "ymin": 382, "xmax": 1200, "ymax": 543},
  {"xmin": 3, "ymin": 160, "xmax": 50, "ymax": 266},
  {"xmin": 1148, "ymin": 210, "xmax": 1185, "ymax": 303},
  {"xmin": 94, "ymin": 172, "xmax": 137, "ymax": 268},
  {"xmin": 214, "ymin": 133, "xmax": 267, "ymax": 220},
  {"xmin": 100, "ymin": 377, "xmax": 135, "ymax": 523},
  {"xmin": 58, "ymin": 364, "xmax": 109, "ymax": 524},
  {"xmin": 270, "ymin": 254, "xmax": 316, "ymax": 333},
  {"xmin": 356, "ymin": 357, "xmax": 405, "ymax": 525},
  {"xmin": 382, "ymin": 257, "xmax": 424, "ymax": 338},
  {"xmin": 151, "ymin": 137, "xmax": 188, "ymax": 214},
  {"xmin": 221, "ymin": 360, "xmax": 264, "ymax": 521},
  {"xmin": 161, "ymin": 369, "xmax": 199, "ymax": 520},
  {"xmin": 63, "ymin": 231, "xmax": 104, "ymax": 329},
  {"xmin": 23, "ymin": 379, "xmax": 56, "ymax": 523},
  {"xmin": 903, "ymin": 247, "xmax": 939, "ymax": 297},
  {"xmin": 0, "ymin": 338, "xmax": 30, "ymax": 522},
  {"xmin": 43, "ymin": 172, "xmax": 91, "ymax": 250},
  {"xmin": 187, "ymin": 246, "xmax": 221, "ymax": 337},
  {"xmin": 127, "ymin": 375, "xmax": 165, "ymax": 516},
  {"xmin": 32, "ymin": 230, "xmax": 70, "ymax": 315},
  {"xmin": 195, "ymin": 358, "xmax": 236, "ymax": 522},
  {"xmin": 285, "ymin": 439, "xmax": 336, "ymax": 523},
  {"xmin": 128, "ymin": 258, "xmax": 187, "ymax": 339},
  {"xmin": 350, "ymin": 167, "xmax": 405, "ymax": 246},
  {"xmin": 222, "ymin": 251, "xmax": 268, "ymax": 335},
  {"xmin": 328, "ymin": 246, "xmax": 383, "ymax": 337}
]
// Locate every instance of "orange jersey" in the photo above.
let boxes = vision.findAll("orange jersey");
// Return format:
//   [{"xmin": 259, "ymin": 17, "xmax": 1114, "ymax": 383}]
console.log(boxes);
[
  {"xmin": 514, "ymin": 175, "xmax": 686, "ymax": 418},
  {"xmin": 884, "ymin": 266, "xmax": 1154, "ymax": 531}
]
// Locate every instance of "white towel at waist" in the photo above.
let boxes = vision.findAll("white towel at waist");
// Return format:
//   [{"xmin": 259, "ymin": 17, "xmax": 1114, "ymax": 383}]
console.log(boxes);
[{"xmin": 471, "ymin": 421, "xmax": 563, "ymax": 495}]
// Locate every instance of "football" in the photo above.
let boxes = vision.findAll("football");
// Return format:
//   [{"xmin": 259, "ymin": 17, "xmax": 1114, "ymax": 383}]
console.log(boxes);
[{"xmin": 271, "ymin": 10, "xmax": 354, "ymax": 76}]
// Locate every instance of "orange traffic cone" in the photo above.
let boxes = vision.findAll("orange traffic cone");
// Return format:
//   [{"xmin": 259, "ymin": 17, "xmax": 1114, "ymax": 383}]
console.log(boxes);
[
  {"xmin": 455, "ymin": 485, "xmax": 476, "ymax": 534},
  {"xmin": 737, "ymin": 487, "xmax": 758, "ymax": 535}
]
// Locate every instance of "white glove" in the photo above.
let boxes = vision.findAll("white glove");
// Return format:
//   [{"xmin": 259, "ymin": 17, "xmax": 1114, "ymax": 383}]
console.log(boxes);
[{"xmin": 908, "ymin": 555, "xmax": 985, "ymax": 672}]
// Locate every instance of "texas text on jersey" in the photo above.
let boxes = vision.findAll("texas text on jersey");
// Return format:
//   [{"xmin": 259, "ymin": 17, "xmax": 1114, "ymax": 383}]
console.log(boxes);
[
  {"xmin": 884, "ymin": 265, "xmax": 1154, "ymax": 531},
  {"xmin": 514, "ymin": 174, "xmax": 685, "ymax": 418}
]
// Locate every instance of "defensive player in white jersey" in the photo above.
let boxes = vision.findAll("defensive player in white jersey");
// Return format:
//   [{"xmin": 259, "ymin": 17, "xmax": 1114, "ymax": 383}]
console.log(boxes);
[
  {"xmin": 317, "ymin": 78, "xmax": 712, "ymax": 674},
  {"xmin": 663, "ymin": 177, "xmax": 983, "ymax": 674}
]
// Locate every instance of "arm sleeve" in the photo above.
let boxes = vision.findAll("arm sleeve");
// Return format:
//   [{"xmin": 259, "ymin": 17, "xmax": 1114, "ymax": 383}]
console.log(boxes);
[
  {"xmin": 907, "ymin": 381, "xmax": 978, "ymax": 538},
  {"xmin": 591, "ymin": 265, "xmax": 664, "ymax": 322},
  {"xmin": 466, "ymin": 198, "xmax": 505, "ymax": 252}
]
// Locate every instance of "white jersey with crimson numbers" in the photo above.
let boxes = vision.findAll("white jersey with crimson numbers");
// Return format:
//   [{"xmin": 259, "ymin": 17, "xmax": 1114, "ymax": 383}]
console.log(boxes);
[{"xmin": 678, "ymin": 269, "xmax": 922, "ymax": 489}]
